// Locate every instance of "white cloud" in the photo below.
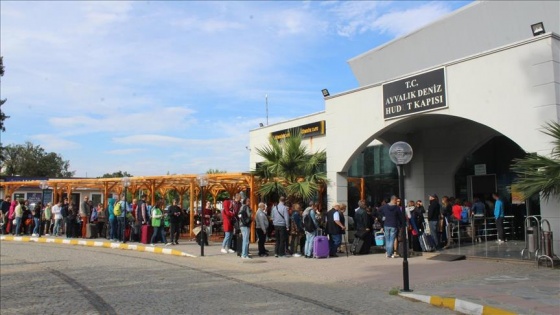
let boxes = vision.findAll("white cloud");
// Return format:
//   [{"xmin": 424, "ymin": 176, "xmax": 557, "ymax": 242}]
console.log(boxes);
[
  {"xmin": 0, "ymin": 1, "xmax": 469, "ymax": 177},
  {"xmin": 48, "ymin": 107, "xmax": 196, "ymax": 136},
  {"xmin": 328, "ymin": 1, "xmax": 452, "ymax": 38},
  {"xmin": 372, "ymin": 2, "xmax": 452, "ymax": 37},
  {"xmin": 113, "ymin": 134, "xmax": 187, "ymax": 146},
  {"xmin": 29, "ymin": 134, "xmax": 81, "ymax": 151},
  {"xmin": 105, "ymin": 148, "xmax": 145, "ymax": 155}
]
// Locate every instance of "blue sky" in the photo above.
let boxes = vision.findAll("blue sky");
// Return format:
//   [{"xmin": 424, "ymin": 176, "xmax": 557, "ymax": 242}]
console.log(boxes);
[{"xmin": 1, "ymin": 0, "xmax": 472, "ymax": 177}]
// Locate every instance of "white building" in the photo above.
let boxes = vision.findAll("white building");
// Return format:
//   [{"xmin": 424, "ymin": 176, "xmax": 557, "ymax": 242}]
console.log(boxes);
[{"xmin": 249, "ymin": 1, "xmax": 560, "ymax": 253}]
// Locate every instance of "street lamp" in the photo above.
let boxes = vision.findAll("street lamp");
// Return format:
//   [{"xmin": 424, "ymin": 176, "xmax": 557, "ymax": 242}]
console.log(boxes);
[
  {"xmin": 389, "ymin": 141, "xmax": 413, "ymax": 292},
  {"xmin": 197, "ymin": 174, "xmax": 209, "ymax": 257},
  {"xmin": 122, "ymin": 177, "xmax": 131, "ymax": 242}
]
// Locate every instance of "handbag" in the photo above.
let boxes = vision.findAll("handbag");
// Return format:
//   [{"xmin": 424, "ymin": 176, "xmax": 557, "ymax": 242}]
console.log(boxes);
[
  {"xmin": 438, "ymin": 215, "xmax": 444, "ymax": 232},
  {"xmin": 290, "ymin": 220, "xmax": 298, "ymax": 235}
]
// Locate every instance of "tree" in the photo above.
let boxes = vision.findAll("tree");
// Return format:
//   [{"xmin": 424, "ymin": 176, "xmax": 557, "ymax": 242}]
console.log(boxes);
[
  {"xmin": 206, "ymin": 168, "xmax": 227, "ymax": 174},
  {"xmin": 0, "ymin": 56, "xmax": 8, "ymax": 132},
  {"xmin": 100, "ymin": 171, "xmax": 133, "ymax": 178},
  {"xmin": 253, "ymin": 131, "xmax": 327, "ymax": 203},
  {"xmin": 511, "ymin": 121, "xmax": 560, "ymax": 201},
  {"xmin": 1, "ymin": 142, "xmax": 75, "ymax": 177}
]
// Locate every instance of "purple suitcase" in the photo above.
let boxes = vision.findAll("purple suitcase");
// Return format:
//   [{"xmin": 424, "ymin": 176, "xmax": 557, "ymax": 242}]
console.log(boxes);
[{"xmin": 313, "ymin": 236, "xmax": 330, "ymax": 258}]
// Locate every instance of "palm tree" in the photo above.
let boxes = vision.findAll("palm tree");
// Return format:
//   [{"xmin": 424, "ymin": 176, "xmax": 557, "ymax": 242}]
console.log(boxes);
[
  {"xmin": 511, "ymin": 121, "xmax": 560, "ymax": 201},
  {"xmin": 253, "ymin": 131, "xmax": 327, "ymax": 203}
]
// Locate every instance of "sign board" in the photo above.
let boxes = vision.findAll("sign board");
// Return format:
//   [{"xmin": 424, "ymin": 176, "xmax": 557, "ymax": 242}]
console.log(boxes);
[
  {"xmin": 383, "ymin": 68, "xmax": 446, "ymax": 119},
  {"xmin": 511, "ymin": 186, "xmax": 525, "ymax": 205},
  {"xmin": 474, "ymin": 164, "xmax": 487, "ymax": 175},
  {"xmin": 43, "ymin": 189, "xmax": 53, "ymax": 205},
  {"xmin": 271, "ymin": 120, "xmax": 326, "ymax": 140},
  {"xmin": 27, "ymin": 192, "xmax": 42, "ymax": 205}
]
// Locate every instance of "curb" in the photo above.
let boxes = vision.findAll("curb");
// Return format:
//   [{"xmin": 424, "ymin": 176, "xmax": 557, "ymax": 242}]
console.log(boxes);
[
  {"xmin": 399, "ymin": 293, "xmax": 516, "ymax": 315},
  {"xmin": 0, "ymin": 235, "xmax": 197, "ymax": 258}
]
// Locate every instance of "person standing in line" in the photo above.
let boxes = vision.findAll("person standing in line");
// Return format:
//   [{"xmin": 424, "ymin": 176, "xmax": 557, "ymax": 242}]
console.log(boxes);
[
  {"xmin": 150, "ymin": 200, "xmax": 166, "ymax": 246},
  {"xmin": 96, "ymin": 203, "xmax": 106, "ymax": 238},
  {"xmin": 32, "ymin": 202, "xmax": 42, "ymax": 237},
  {"xmin": 6, "ymin": 200, "xmax": 17, "ymax": 234},
  {"xmin": 326, "ymin": 203, "xmax": 345, "ymax": 258},
  {"xmin": 14, "ymin": 199, "xmax": 24, "ymax": 236},
  {"xmin": 427, "ymin": 194, "xmax": 440, "ymax": 248},
  {"xmin": 303, "ymin": 201, "xmax": 319, "ymax": 258},
  {"xmin": 168, "ymin": 199, "xmax": 182, "ymax": 245},
  {"xmin": 493, "ymin": 193, "xmax": 505, "ymax": 243},
  {"xmin": 135, "ymin": 195, "xmax": 148, "ymax": 242},
  {"xmin": 66, "ymin": 203, "xmax": 77, "ymax": 238},
  {"xmin": 289, "ymin": 203, "xmax": 304, "ymax": 257},
  {"xmin": 272, "ymin": 196, "xmax": 290, "ymax": 258},
  {"xmin": 107, "ymin": 198, "xmax": 117, "ymax": 241},
  {"xmin": 221, "ymin": 199, "xmax": 236, "ymax": 254},
  {"xmin": 379, "ymin": 196, "xmax": 403, "ymax": 258},
  {"xmin": 79, "ymin": 196, "xmax": 90, "ymax": 238},
  {"xmin": 117, "ymin": 195, "xmax": 127, "ymax": 243},
  {"xmin": 52, "ymin": 200, "xmax": 62, "ymax": 236},
  {"xmin": 238, "ymin": 197, "xmax": 252, "ymax": 259},
  {"xmin": 472, "ymin": 197, "xmax": 485, "ymax": 242},
  {"xmin": 1, "ymin": 196, "xmax": 11, "ymax": 234},
  {"xmin": 255, "ymin": 202, "xmax": 269, "ymax": 257},
  {"xmin": 43, "ymin": 202, "xmax": 52, "ymax": 236}
]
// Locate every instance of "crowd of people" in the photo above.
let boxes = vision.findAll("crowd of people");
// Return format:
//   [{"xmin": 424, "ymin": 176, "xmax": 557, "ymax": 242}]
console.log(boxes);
[
  {"xmin": 1, "ymin": 191, "xmax": 507, "ymax": 260},
  {"xmin": 0, "ymin": 195, "xmax": 195, "ymax": 246},
  {"xmin": 217, "ymin": 192, "xmax": 507, "ymax": 260}
]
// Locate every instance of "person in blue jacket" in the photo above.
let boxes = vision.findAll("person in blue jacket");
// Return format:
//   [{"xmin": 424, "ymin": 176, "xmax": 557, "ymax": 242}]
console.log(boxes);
[{"xmin": 493, "ymin": 193, "xmax": 505, "ymax": 243}]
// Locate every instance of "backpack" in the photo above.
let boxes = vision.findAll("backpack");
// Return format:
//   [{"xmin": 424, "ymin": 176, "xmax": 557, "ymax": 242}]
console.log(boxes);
[
  {"xmin": 113, "ymin": 202, "xmax": 122, "ymax": 216},
  {"xmin": 303, "ymin": 214, "xmax": 316, "ymax": 233},
  {"xmin": 238, "ymin": 206, "xmax": 251, "ymax": 227},
  {"xmin": 460, "ymin": 207, "xmax": 469, "ymax": 224}
]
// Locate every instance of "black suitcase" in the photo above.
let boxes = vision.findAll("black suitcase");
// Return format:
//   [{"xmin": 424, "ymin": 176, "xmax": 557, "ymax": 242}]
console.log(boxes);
[
  {"xmin": 86, "ymin": 223, "xmax": 98, "ymax": 239},
  {"xmin": 351, "ymin": 237, "xmax": 364, "ymax": 255},
  {"xmin": 196, "ymin": 230, "xmax": 208, "ymax": 246},
  {"xmin": 236, "ymin": 234, "xmax": 243, "ymax": 257},
  {"xmin": 230, "ymin": 233, "xmax": 237, "ymax": 251},
  {"xmin": 360, "ymin": 234, "xmax": 372, "ymax": 254},
  {"xmin": 74, "ymin": 222, "xmax": 81, "ymax": 238}
]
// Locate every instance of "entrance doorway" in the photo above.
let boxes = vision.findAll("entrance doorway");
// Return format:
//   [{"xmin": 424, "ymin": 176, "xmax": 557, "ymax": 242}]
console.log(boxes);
[{"xmin": 467, "ymin": 174, "xmax": 496, "ymax": 204}]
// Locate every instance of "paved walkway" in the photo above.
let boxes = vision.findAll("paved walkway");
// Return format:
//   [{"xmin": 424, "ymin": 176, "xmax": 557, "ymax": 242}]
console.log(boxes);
[{"xmin": 2, "ymin": 234, "xmax": 559, "ymax": 315}]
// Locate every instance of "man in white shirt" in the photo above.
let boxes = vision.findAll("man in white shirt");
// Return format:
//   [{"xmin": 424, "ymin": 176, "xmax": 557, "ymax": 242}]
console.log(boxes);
[{"xmin": 52, "ymin": 200, "xmax": 63, "ymax": 236}]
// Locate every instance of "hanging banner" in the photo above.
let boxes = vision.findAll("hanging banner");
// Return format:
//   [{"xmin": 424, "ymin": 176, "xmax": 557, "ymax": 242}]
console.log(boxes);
[{"xmin": 383, "ymin": 68, "xmax": 447, "ymax": 119}]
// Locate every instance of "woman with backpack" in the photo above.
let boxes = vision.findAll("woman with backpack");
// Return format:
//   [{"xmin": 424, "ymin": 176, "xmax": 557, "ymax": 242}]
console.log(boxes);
[
  {"xmin": 238, "ymin": 197, "xmax": 252, "ymax": 259},
  {"xmin": 302, "ymin": 202, "xmax": 319, "ymax": 258}
]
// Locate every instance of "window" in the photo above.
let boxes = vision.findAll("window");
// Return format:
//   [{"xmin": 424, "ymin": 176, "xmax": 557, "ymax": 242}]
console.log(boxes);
[{"xmin": 91, "ymin": 194, "xmax": 102, "ymax": 207}]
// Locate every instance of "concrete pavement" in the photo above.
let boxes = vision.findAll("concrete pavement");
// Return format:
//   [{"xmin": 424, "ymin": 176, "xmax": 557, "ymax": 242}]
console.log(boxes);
[{"xmin": 2, "ymin": 234, "xmax": 558, "ymax": 315}]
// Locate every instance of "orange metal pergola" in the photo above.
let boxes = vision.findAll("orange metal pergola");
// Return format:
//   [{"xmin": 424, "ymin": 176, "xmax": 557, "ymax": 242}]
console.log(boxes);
[{"xmin": 0, "ymin": 173, "xmax": 261, "ymax": 241}]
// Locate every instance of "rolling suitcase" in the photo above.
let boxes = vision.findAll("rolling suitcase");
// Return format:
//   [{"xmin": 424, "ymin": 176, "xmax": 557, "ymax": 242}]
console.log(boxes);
[
  {"xmin": 419, "ymin": 233, "xmax": 435, "ymax": 252},
  {"xmin": 360, "ymin": 233, "xmax": 372, "ymax": 254},
  {"xmin": 230, "ymin": 233, "xmax": 238, "ymax": 251},
  {"xmin": 351, "ymin": 237, "xmax": 364, "ymax": 255},
  {"xmin": 313, "ymin": 236, "xmax": 330, "ymax": 258},
  {"xmin": 236, "ymin": 234, "xmax": 243, "ymax": 257},
  {"xmin": 141, "ymin": 225, "xmax": 153, "ymax": 244},
  {"xmin": 86, "ymin": 223, "xmax": 98, "ymax": 239},
  {"xmin": 196, "ymin": 230, "xmax": 209, "ymax": 246}
]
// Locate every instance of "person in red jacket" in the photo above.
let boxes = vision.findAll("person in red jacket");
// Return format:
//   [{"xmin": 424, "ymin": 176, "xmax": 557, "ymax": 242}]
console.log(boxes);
[
  {"xmin": 221, "ymin": 199, "xmax": 236, "ymax": 253},
  {"xmin": 452, "ymin": 199, "xmax": 463, "ymax": 222}
]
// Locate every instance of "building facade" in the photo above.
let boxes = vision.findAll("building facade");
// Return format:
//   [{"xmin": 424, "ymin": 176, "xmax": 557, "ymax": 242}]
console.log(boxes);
[{"xmin": 249, "ymin": 1, "xmax": 560, "ymax": 252}]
